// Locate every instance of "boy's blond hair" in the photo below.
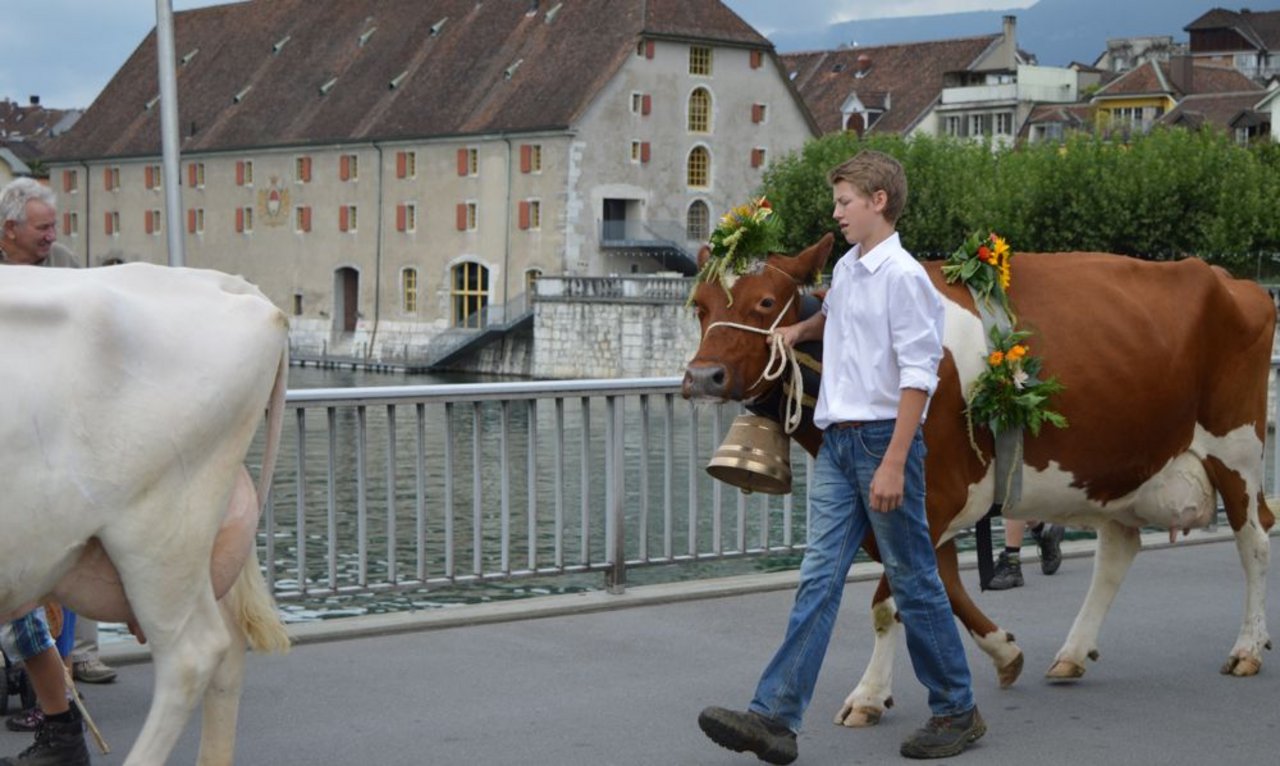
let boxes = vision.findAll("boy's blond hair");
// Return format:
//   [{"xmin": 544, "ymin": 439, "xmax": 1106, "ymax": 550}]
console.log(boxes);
[{"xmin": 827, "ymin": 150, "xmax": 908, "ymax": 225}]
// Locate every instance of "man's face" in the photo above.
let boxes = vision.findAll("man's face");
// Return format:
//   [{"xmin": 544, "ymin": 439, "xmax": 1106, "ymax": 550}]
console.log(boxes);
[{"xmin": 3, "ymin": 199, "xmax": 58, "ymax": 264}]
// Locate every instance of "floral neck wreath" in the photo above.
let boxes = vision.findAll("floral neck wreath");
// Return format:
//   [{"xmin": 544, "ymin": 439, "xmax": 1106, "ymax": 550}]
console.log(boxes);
[
  {"xmin": 691, "ymin": 197, "xmax": 791, "ymax": 306},
  {"xmin": 941, "ymin": 232, "xmax": 1068, "ymax": 469}
]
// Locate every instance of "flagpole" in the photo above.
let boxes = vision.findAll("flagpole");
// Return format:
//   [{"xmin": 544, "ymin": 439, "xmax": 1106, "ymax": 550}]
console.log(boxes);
[{"xmin": 155, "ymin": 0, "xmax": 185, "ymax": 267}]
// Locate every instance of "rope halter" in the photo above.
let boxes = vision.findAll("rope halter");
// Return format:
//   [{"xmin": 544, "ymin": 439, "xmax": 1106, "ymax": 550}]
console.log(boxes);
[{"xmin": 701, "ymin": 270, "xmax": 806, "ymax": 434}]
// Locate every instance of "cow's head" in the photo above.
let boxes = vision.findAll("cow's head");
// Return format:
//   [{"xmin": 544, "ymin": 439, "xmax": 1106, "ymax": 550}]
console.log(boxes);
[{"xmin": 683, "ymin": 233, "xmax": 834, "ymax": 402}]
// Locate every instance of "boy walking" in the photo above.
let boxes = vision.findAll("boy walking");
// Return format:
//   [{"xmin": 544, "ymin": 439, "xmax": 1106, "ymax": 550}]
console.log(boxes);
[{"xmin": 698, "ymin": 150, "xmax": 984, "ymax": 762}]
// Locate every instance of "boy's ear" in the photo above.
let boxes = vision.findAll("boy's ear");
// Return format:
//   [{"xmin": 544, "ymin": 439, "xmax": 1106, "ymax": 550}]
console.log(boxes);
[{"xmin": 870, "ymin": 189, "xmax": 889, "ymax": 214}]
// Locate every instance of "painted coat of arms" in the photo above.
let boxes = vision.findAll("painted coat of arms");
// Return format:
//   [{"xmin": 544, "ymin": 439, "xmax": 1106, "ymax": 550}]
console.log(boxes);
[{"xmin": 257, "ymin": 176, "xmax": 291, "ymax": 227}]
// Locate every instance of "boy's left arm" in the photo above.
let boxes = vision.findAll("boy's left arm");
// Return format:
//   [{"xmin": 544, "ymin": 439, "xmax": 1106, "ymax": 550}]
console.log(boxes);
[{"xmin": 869, "ymin": 388, "xmax": 929, "ymax": 513}]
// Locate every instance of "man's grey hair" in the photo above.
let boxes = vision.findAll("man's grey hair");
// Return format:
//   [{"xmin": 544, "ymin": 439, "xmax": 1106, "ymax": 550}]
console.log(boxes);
[{"xmin": 0, "ymin": 177, "xmax": 57, "ymax": 227}]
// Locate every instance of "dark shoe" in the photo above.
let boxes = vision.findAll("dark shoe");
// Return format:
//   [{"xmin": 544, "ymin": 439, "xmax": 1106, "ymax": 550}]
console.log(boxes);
[
  {"xmin": 1034, "ymin": 523, "xmax": 1065, "ymax": 575},
  {"xmin": 900, "ymin": 706, "xmax": 987, "ymax": 759},
  {"xmin": 0, "ymin": 711, "xmax": 90, "ymax": 766},
  {"xmin": 4, "ymin": 707, "xmax": 43, "ymax": 733},
  {"xmin": 986, "ymin": 551, "xmax": 1024, "ymax": 590},
  {"xmin": 72, "ymin": 658, "xmax": 117, "ymax": 684},
  {"xmin": 698, "ymin": 706, "xmax": 797, "ymax": 765}
]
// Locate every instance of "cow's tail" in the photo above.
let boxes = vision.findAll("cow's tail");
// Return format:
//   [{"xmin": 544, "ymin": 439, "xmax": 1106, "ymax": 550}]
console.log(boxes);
[
  {"xmin": 256, "ymin": 346, "xmax": 288, "ymax": 516},
  {"xmin": 226, "ymin": 546, "xmax": 291, "ymax": 654}
]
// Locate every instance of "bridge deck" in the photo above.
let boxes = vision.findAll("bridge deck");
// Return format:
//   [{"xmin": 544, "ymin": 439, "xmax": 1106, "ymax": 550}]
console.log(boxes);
[{"xmin": 4, "ymin": 529, "xmax": 1278, "ymax": 765}]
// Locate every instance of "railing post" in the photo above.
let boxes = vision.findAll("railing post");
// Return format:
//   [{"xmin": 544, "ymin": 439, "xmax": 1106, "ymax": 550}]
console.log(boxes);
[{"xmin": 605, "ymin": 395, "xmax": 627, "ymax": 594}]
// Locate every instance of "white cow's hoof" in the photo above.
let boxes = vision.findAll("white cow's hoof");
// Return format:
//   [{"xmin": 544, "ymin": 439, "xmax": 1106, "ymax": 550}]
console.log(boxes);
[
  {"xmin": 1045, "ymin": 659, "xmax": 1086, "ymax": 682},
  {"xmin": 997, "ymin": 650, "xmax": 1024, "ymax": 688},
  {"xmin": 1221, "ymin": 654, "xmax": 1262, "ymax": 677},
  {"xmin": 835, "ymin": 697, "xmax": 892, "ymax": 728}
]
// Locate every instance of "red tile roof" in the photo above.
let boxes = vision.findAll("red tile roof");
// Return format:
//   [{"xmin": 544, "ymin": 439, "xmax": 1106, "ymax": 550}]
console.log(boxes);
[
  {"xmin": 1159, "ymin": 90, "xmax": 1268, "ymax": 130},
  {"xmin": 44, "ymin": 0, "xmax": 771, "ymax": 162},
  {"xmin": 1186, "ymin": 8, "xmax": 1280, "ymax": 50},
  {"xmin": 1093, "ymin": 59, "xmax": 1261, "ymax": 100},
  {"xmin": 780, "ymin": 35, "xmax": 999, "ymax": 135}
]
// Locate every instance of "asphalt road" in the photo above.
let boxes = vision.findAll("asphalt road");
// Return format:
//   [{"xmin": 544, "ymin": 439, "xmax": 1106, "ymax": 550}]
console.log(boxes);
[{"xmin": 4, "ymin": 531, "xmax": 1278, "ymax": 765}]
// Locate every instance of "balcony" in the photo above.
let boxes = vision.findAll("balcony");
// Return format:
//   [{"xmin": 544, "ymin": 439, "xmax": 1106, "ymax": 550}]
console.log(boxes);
[{"xmin": 598, "ymin": 218, "xmax": 698, "ymax": 275}]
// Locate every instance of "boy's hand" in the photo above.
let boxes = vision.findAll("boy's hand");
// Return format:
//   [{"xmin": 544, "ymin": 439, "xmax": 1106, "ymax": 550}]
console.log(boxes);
[
  {"xmin": 772, "ymin": 323, "xmax": 804, "ymax": 349},
  {"xmin": 870, "ymin": 461, "xmax": 905, "ymax": 512}
]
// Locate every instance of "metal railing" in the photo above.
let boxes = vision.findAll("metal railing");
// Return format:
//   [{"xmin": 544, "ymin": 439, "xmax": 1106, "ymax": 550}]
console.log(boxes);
[
  {"xmin": 260, "ymin": 361, "xmax": 1280, "ymax": 606},
  {"xmin": 261, "ymin": 378, "xmax": 812, "ymax": 603}
]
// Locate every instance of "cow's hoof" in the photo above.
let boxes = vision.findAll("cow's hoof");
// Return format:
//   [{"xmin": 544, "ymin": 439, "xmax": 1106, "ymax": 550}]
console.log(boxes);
[
  {"xmin": 1045, "ymin": 660, "xmax": 1085, "ymax": 682},
  {"xmin": 835, "ymin": 697, "xmax": 891, "ymax": 728},
  {"xmin": 1221, "ymin": 654, "xmax": 1262, "ymax": 677},
  {"xmin": 997, "ymin": 651, "xmax": 1024, "ymax": 688}
]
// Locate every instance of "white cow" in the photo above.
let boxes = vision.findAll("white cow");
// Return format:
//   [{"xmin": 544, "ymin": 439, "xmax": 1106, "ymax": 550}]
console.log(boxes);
[{"xmin": 0, "ymin": 263, "xmax": 291, "ymax": 765}]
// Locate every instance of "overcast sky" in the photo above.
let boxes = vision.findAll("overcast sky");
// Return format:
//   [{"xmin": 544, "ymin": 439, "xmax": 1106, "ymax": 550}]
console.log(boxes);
[{"xmin": 0, "ymin": 1, "xmax": 1037, "ymax": 110}]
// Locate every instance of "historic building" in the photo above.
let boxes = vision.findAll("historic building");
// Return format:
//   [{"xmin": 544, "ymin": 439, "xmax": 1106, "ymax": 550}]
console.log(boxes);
[{"xmin": 42, "ymin": 0, "xmax": 816, "ymax": 365}]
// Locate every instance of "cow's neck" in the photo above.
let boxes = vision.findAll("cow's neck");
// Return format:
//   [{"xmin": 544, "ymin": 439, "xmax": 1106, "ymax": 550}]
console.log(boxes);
[{"xmin": 745, "ymin": 293, "xmax": 824, "ymax": 457}]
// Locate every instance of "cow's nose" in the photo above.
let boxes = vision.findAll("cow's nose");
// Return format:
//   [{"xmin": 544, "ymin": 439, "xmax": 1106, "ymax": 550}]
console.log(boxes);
[{"xmin": 682, "ymin": 363, "xmax": 728, "ymax": 399}]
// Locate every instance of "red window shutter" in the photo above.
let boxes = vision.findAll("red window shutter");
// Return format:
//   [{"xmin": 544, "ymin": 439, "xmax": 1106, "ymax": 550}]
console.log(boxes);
[
  {"xmin": 300, "ymin": 156, "xmax": 312, "ymax": 182},
  {"xmin": 235, "ymin": 208, "xmax": 245, "ymax": 233},
  {"xmin": 187, "ymin": 209, "xmax": 196, "ymax": 233},
  {"xmin": 339, "ymin": 205, "xmax": 349, "ymax": 232},
  {"xmin": 518, "ymin": 200, "xmax": 530, "ymax": 230},
  {"xmin": 457, "ymin": 148, "xmax": 469, "ymax": 176},
  {"xmin": 456, "ymin": 203, "xmax": 467, "ymax": 231},
  {"xmin": 520, "ymin": 145, "xmax": 532, "ymax": 173},
  {"xmin": 187, "ymin": 163, "xmax": 196, "ymax": 187},
  {"xmin": 750, "ymin": 50, "xmax": 762, "ymax": 69},
  {"xmin": 751, "ymin": 149, "xmax": 763, "ymax": 168},
  {"xmin": 144, "ymin": 210, "xmax": 153, "ymax": 234},
  {"xmin": 104, "ymin": 212, "xmax": 113, "ymax": 235},
  {"xmin": 396, "ymin": 204, "xmax": 407, "ymax": 232},
  {"xmin": 640, "ymin": 142, "xmax": 651, "ymax": 164},
  {"xmin": 145, "ymin": 166, "xmax": 154, "ymax": 188},
  {"xmin": 235, "ymin": 161, "xmax": 245, "ymax": 186},
  {"xmin": 396, "ymin": 152, "xmax": 407, "ymax": 179},
  {"xmin": 103, "ymin": 170, "xmax": 111, "ymax": 191},
  {"xmin": 645, "ymin": 40, "xmax": 655, "ymax": 59},
  {"xmin": 62, "ymin": 170, "xmax": 71, "ymax": 192},
  {"xmin": 641, "ymin": 94, "xmax": 651, "ymax": 116},
  {"xmin": 301, "ymin": 206, "xmax": 312, "ymax": 232},
  {"xmin": 752, "ymin": 104, "xmax": 764, "ymax": 123},
  {"xmin": 340, "ymin": 155, "xmax": 351, "ymax": 182},
  {"xmin": 62, "ymin": 213, "xmax": 70, "ymax": 235}
]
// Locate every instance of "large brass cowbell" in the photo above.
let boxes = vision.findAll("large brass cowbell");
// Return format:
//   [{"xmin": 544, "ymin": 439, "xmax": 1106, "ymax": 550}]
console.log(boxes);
[{"xmin": 706, "ymin": 414, "xmax": 792, "ymax": 495}]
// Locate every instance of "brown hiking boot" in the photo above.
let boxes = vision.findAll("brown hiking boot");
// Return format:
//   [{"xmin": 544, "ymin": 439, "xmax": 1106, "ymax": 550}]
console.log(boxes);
[
  {"xmin": 900, "ymin": 706, "xmax": 987, "ymax": 759},
  {"xmin": 698, "ymin": 706, "xmax": 798, "ymax": 765}
]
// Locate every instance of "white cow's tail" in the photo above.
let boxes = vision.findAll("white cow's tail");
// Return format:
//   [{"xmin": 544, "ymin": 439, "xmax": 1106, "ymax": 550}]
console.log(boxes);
[
  {"xmin": 256, "ymin": 347, "xmax": 288, "ymax": 516},
  {"xmin": 226, "ymin": 546, "xmax": 291, "ymax": 654}
]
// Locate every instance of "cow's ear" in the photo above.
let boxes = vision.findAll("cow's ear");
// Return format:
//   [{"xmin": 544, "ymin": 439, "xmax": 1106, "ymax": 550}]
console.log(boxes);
[
  {"xmin": 697, "ymin": 244, "xmax": 712, "ymax": 270},
  {"xmin": 771, "ymin": 233, "xmax": 834, "ymax": 283}
]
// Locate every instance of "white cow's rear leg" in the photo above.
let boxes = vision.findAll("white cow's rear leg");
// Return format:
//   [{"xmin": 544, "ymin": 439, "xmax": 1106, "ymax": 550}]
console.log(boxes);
[
  {"xmin": 1223, "ymin": 513, "xmax": 1270, "ymax": 676},
  {"xmin": 196, "ymin": 594, "xmax": 249, "ymax": 766},
  {"xmin": 1047, "ymin": 521, "xmax": 1140, "ymax": 681},
  {"xmin": 836, "ymin": 595, "xmax": 898, "ymax": 727}
]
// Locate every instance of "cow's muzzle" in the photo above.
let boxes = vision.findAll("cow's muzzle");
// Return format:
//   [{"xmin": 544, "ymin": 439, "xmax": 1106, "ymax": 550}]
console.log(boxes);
[{"xmin": 682, "ymin": 362, "xmax": 731, "ymax": 400}]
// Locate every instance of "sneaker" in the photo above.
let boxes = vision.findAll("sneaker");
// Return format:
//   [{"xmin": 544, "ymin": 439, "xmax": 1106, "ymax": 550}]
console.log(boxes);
[
  {"xmin": 698, "ymin": 706, "xmax": 798, "ymax": 765},
  {"xmin": 1034, "ymin": 523, "xmax": 1066, "ymax": 576},
  {"xmin": 0, "ymin": 710, "xmax": 90, "ymax": 766},
  {"xmin": 900, "ymin": 706, "xmax": 987, "ymax": 759},
  {"xmin": 72, "ymin": 657, "xmax": 117, "ymax": 684},
  {"xmin": 4, "ymin": 708, "xmax": 43, "ymax": 733},
  {"xmin": 986, "ymin": 551, "xmax": 1024, "ymax": 590}
]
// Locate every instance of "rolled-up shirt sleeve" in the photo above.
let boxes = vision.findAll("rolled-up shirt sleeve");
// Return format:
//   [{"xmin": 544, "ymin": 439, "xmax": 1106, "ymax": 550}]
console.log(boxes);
[{"xmin": 890, "ymin": 269, "xmax": 945, "ymax": 395}]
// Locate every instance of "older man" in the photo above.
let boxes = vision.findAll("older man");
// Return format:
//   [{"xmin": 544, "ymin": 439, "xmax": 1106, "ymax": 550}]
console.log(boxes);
[{"xmin": 0, "ymin": 177, "xmax": 90, "ymax": 766}]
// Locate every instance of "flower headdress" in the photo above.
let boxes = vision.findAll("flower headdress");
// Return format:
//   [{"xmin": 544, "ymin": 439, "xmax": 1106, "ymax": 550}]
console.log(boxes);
[
  {"xmin": 941, "ymin": 231, "xmax": 1014, "ymax": 320},
  {"xmin": 692, "ymin": 197, "xmax": 784, "ymax": 306}
]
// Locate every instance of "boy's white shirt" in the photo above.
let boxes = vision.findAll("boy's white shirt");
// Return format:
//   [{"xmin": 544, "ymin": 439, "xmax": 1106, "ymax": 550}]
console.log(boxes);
[{"xmin": 813, "ymin": 231, "xmax": 945, "ymax": 429}]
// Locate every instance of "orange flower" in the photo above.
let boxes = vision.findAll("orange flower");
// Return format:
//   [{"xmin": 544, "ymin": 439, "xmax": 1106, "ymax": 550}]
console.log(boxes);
[
  {"xmin": 1007, "ymin": 344, "xmax": 1027, "ymax": 361},
  {"xmin": 988, "ymin": 350, "xmax": 1005, "ymax": 366},
  {"xmin": 977, "ymin": 245, "xmax": 992, "ymax": 263}
]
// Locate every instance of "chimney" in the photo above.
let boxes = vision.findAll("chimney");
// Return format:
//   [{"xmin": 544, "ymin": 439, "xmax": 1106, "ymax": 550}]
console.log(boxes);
[
  {"xmin": 28, "ymin": 95, "xmax": 40, "ymax": 106},
  {"xmin": 1169, "ymin": 54, "xmax": 1194, "ymax": 94},
  {"xmin": 1003, "ymin": 15, "xmax": 1016, "ymax": 47}
]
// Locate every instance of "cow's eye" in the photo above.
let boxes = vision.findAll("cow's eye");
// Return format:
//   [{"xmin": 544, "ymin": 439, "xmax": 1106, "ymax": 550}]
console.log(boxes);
[{"xmin": 759, "ymin": 297, "xmax": 776, "ymax": 311}]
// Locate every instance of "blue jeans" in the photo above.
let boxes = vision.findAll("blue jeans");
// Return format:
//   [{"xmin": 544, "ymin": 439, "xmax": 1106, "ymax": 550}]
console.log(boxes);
[{"xmin": 749, "ymin": 420, "xmax": 974, "ymax": 730}]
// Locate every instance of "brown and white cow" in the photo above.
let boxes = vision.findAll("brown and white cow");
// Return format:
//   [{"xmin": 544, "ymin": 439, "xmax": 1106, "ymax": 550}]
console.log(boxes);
[
  {"xmin": 0, "ymin": 263, "xmax": 291, "ymax": 765},
  {"xmin": 684, "ymin": 234, "xmax": 1275, "ymax": 727}
]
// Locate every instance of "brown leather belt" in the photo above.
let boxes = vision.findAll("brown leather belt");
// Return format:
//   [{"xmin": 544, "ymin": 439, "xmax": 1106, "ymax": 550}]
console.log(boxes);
[{"xmin": 830, "ymin": 421, "xmax": 867, "ymax": 430}]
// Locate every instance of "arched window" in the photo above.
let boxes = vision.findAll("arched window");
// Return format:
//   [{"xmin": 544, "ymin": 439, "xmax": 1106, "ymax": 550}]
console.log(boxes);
[
  {"xmin": 687, "ymin": 201, "xmax": 710, "ymax": 241},
  {"xmin": 688, "ymin": 88, "xmax": 711, "ymax": 133},
  {"xmin": 686, "ymin": 146, "xmax": 710, "ymax": 188},
  {"xmin": 402, "ymin": 267, "xmax": 418, "ymax": 313},
  {"xmin": 451, "ymin": 262, "xmax": 489, "ymax": 328}
]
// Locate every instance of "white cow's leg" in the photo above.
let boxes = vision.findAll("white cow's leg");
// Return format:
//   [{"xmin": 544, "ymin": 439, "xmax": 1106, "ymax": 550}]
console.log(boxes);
[
  {"xmin": 1224, "ymin": 514, "xmax": 1270, "ymax": 676},
  {"xmin": 1047, "ymin": 521, "xmax": 1140, "ymax": 681},
  {"xmin": 835, "ymin": 596, "xmax": 898, "ymax": 727},
  {"xmin": 196, "ymin": 595, "xmax": 249, "ymax": 766}
]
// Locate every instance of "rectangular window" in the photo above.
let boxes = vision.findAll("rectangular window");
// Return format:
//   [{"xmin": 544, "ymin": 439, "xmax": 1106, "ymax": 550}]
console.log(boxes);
[
  {"xmin": 62, "ymin": 169, "xmax": 78, "ymax": 193},
  {"xmin": 751, "ymin": 148, "xmax": 767, "ymax": 168},
  {"xmin": 396, "ymin": 203, "xmax": 417, "ymax": 232},
  {"xmin": 340, "ymin": 154, "xmax": 359, "ymax": 182},
  {"xmin": 236, "ymin": 206, "xmax": 253, "ymax": 233},
  {"xmin": 518, "ymin": 199, "xmax": 541, "ymax": 230},
  {"xmin": 457, "ymin": 147, "xmax": 478, "ymax": 176},
  {"xmin": 995, "ymin": 112, "xmax": 1013, "ymax": 135},
  {"xmin": 631, "ymin": 141, "xmax": 651, "ymax": 164},
  {"xmin": 750, "ymin": 50, "xmax": 763, "ymax": 69},
  {"xmin": 969, "ymin": 113, "xmax": 991, "ymax": 137},
  {"xmin": 188, "ymin": 162, "xmax": 206, "ymax": 188},
  {"xmin": 187, "ymin": 208, "xmax": 205, "ymax": 234},
  {"xmin": 296, "ymin": 155, "xmax": 312, "ymax": 183},
  {"xmin": 338, "ymin": 204, "xmax": 358, "ymax": 232},
  {"xmin": 104, "ymin": 166, "xmax": 120, "ymax": 191},
  {"xmin": 456, "ymin": 201, "xmax": 478, "ymax": 231},
  {"xmin": 396, "ymin": 151, "xmax": 416, "ymax": 179},
  {"xmin": 144, "ymin": 208, "xmax": 161, "ymax": 235},
  {"xmin": 403, "ymin": 269, "xmax": 418, "ymax": 313},
  {"xmin": 689, "ymin": 46, "xmax": 712, "ymax": 76},
  {"xmin": 631, "ymin": 93, "xmax": 644, "ymax": 114},
  {"xmin": 105, "ymin": 211, "xmax": 120, "ymax": 235},
  {"xmin": 945, "ymin": 115, "xmax": 963, "ymax": 137},
  {"xmin": 520, "ymin": 144, "xmax": 542, "ymax": 173},
  {"xmin": 295, "ymin": 205, "xmax": 312, "ymax": 233},
  {"xmin": 638, "ymin": 39, "xmax": 655, "ymax": 59},
  {"xmin": 752, "ymin": 103, "xmax": 767, "ymax": 124},
  {"xmin": 236, "ymin": 160, "xmax": 254, "ymax": 186},
  {"xmin": 62, "ymin": 212, "xmax": 79, "ymax": 236},
  {"xmin": 144, "ymin": 164, "xmax": 161, "ymax": 190}
]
